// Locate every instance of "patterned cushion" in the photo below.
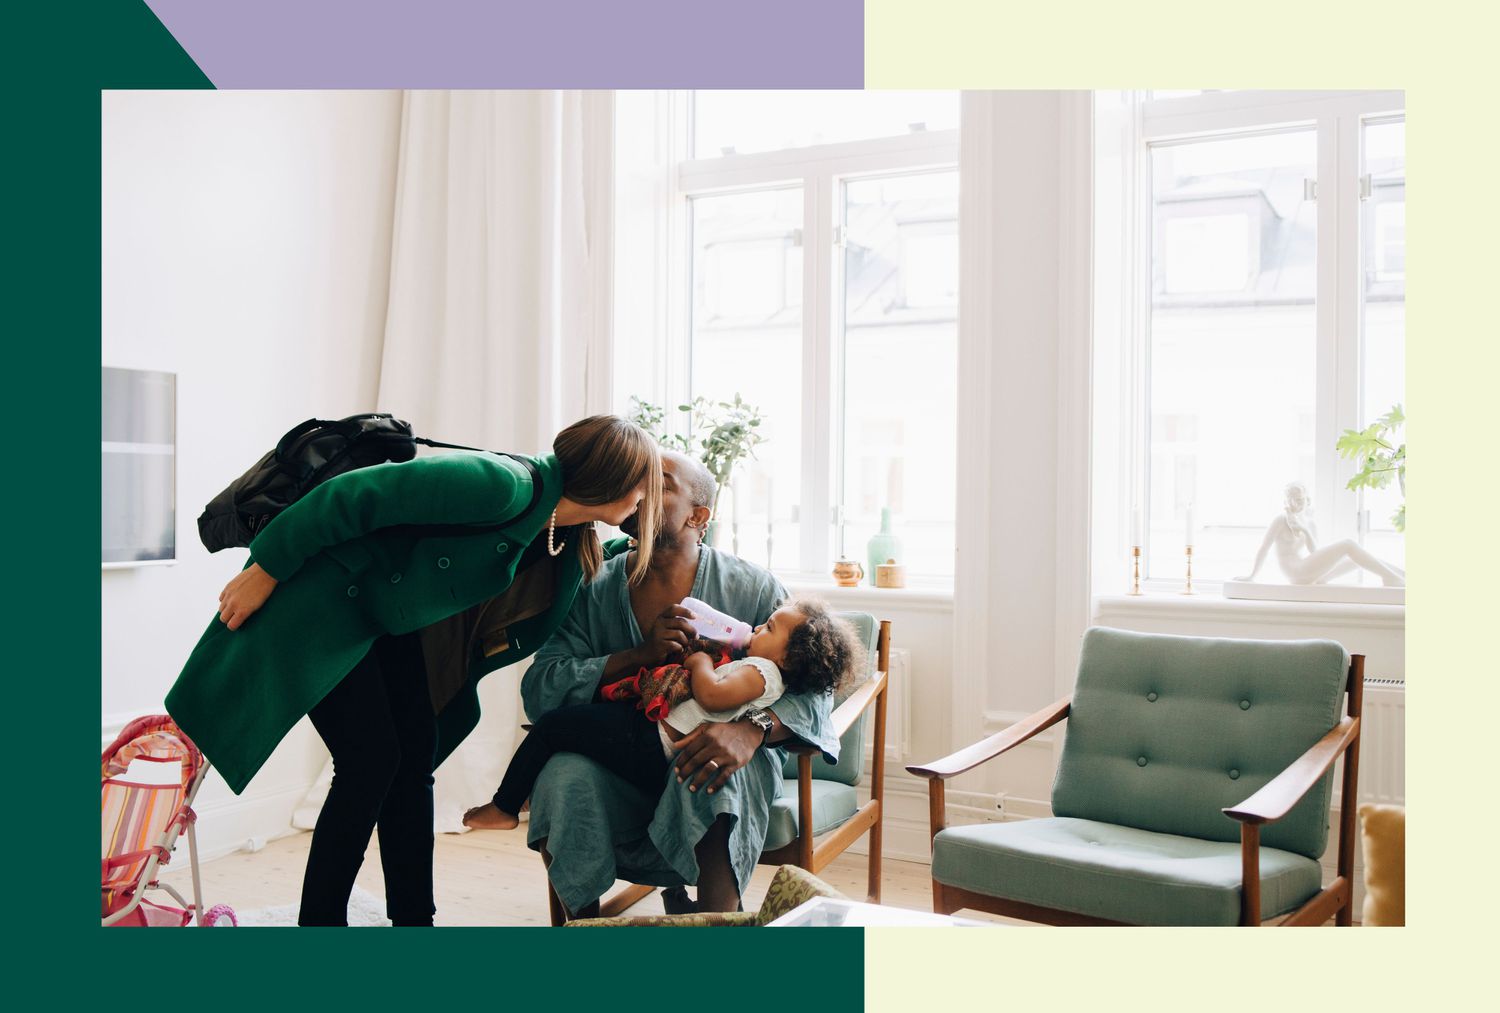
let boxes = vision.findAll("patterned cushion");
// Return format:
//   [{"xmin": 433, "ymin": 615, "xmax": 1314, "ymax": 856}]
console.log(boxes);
[{"xmin": 754, "ymin": 864, "xmax": 846, "ymax": 921}]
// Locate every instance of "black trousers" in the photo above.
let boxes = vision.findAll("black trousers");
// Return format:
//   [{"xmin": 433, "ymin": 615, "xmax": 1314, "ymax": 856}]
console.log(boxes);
[
  {"xmin": 493, "ymin": 702, "xmax": 669, "ymax": 817},
  {"xmin": 299, "ymin": 631, "xmax": 436, "ymax": 927}
]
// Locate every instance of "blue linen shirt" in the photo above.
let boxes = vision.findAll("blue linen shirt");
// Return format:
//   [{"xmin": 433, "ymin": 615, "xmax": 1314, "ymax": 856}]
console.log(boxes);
[{"xmin": 519, "ymin": 544, "xmax": 838, "ymax": 912}]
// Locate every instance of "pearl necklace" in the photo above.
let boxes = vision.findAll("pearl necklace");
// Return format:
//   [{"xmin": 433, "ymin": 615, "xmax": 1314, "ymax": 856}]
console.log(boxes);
[{"xmin": 546, "ymin": 509, "xmax": 566, "ymax": 557}]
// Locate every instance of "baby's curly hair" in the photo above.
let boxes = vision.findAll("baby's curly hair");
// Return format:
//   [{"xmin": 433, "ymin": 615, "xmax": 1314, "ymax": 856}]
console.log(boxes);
[{"xmin": 779, "ymin": 597, "xmax": 866, "ymax": 696}]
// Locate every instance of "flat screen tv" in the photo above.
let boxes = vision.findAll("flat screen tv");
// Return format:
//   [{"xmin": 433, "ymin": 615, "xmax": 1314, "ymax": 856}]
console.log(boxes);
[{"xmin": 102, "ymin": 367, "xmax": 176, "ymax": 567}]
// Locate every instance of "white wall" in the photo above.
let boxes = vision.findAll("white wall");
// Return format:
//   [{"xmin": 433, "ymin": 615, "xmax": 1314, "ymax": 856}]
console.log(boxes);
[
  {"xmin": 820, "ymin": 96, "xmax": 1403, "ymax": 922},
  {"xmin": 102, "ymin": 90, "xmax": 403, "ymax": 855}
]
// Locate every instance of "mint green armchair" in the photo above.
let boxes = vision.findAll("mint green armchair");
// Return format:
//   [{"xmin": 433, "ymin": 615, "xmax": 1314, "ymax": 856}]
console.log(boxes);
[{"xmin": 908, "ymin": 627, "xmax": 1364, "ymax": 926}]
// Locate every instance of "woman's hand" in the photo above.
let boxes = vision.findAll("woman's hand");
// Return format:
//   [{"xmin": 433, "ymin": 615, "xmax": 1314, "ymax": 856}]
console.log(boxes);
[{"xmin": 218, "ymin": 563, "xmax": 279, "ymax": 631}]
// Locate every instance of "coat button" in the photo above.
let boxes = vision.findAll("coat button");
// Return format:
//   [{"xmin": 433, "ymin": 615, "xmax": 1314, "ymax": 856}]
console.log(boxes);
[
  {"xmin": 437, "ymin": 557, "xmax": 451, "ymax": 569},
  {"xmin": 1137, "ymin": 756, "xmax": 1148, "ymax": 767},
  {"xmin": 390, "ymin": 572, "xmax": 402, "ymax": 583},
  {"xmin": 1147, "ymin": 692, "xmax": 1158, "ymax": 702},
  {"xmin": 495, "ymin": 541, "xmax": 509, "ymax": 554},
  {"xmin": 346, "ymin": 586, "xmax": 359, "ymax": 598},
  {"xmin": 1229, "ymin": 768, "xmax": 1240, "ymax": 779},
  {"xmin": 1240, "ymin": 699, "xmax": 1251, "ymax": 710}
]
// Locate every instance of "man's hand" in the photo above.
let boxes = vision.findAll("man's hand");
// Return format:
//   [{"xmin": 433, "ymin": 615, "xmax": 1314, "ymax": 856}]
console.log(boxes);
[
  {"xmin": 639, "ymin": 605, "xmax": 696, "ymax": 665},
  {"xmin": 672, "ymin": 720, "xmax": 762, "ymax": 795},
  {"xmin": 218, "ymin": 562, "xmax": 278, "ymax": 631}
]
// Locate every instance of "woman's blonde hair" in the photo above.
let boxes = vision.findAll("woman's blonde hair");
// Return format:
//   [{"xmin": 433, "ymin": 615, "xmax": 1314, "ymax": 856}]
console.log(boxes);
[{"xmin": 553, "ymin": 415, "xmax": 663, "ymax": 584}]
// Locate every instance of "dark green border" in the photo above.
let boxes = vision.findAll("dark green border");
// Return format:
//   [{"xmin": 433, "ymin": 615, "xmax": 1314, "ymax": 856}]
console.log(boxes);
[{"xmin": 13, "ymin": 0, "xmax": 862, "ymax": 999}]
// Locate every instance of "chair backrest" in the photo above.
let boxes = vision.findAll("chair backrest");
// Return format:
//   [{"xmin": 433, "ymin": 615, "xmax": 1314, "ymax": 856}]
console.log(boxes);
[
  {"xmin": 1051, "ymin": 627, "xmax": 1349, "ymax": 859},
  {"xmin": 782, "ymin": 610, "xmax": 878, "ymax": 787}
]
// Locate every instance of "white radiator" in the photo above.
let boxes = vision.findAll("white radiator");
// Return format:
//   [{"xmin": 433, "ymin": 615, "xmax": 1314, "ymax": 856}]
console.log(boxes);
[
  {"xmin": 1350, "ymin": 679, "xmax": 1405, "ymax": 806},
  {"xmin": 862, "ymin": 646, "xmax": 911, "ymax": 764}
]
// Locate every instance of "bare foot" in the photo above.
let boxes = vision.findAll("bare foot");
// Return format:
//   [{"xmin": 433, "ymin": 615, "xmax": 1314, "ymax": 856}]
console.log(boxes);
[{"xmin": 463, "ymin": 803, "xmax": 519, "ymax": 830}]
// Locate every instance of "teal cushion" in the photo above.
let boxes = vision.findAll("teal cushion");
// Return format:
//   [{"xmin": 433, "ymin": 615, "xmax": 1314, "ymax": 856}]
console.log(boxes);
[
  {"xmin": 1052, "ymin": 627, "xmax": 1348, "ymax": 859},
  {"xmin": 782, "ymin": 611, "xmax": 877, "ymax": 787},
  {"xmin": 932, "ymin": 818, "xmax": 1323, "ymax": 925},
  {"xmin": 762, "ymin": 778, "xmax": 859, "ymax": 852}
]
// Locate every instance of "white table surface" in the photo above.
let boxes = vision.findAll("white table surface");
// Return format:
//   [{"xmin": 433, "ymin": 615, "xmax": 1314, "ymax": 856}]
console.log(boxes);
[{"xmin": 765, "ymin": 896, "xmax": 994, "ymax": 927}]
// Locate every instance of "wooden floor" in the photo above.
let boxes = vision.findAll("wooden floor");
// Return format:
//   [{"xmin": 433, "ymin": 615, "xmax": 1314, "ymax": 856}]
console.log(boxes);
[{"xmin": 161, "ymin": 828, "xmax": 1024, "ymax": 926}]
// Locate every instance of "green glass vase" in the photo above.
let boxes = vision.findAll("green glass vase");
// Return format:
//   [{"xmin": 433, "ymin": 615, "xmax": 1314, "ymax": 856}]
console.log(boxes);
[{"xmin": 865, "ymin": 508, "xmax": 903, "ymax": 587}]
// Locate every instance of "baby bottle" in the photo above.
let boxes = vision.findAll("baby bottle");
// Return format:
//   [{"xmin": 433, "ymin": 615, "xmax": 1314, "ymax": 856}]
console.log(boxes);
[{"xmin": 681, "ymin": 596, "xmax": 753, "ymax": 650}]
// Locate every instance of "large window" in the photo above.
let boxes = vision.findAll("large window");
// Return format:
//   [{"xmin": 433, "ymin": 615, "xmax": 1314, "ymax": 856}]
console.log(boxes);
[
  {"xmin": 1108, "ymin": 91, "xmax": 1405, "ymax": 587},
  {"xmin": 1147, "ymin": 129, "xmax": 1319, "ymax": 581},
  {"xmin": 622, "ymin": 91, "xmax": 961, "ymax": 582}
]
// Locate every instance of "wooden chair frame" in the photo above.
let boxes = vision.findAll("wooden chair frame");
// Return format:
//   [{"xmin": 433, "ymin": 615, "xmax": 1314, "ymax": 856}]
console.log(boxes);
[
  {"xmin": 547, "ymin": 619, "xmax": 892, "ymax": 924},
  {"xmin": 907, "ymin": 654, "xmax": 1364, "ymax": 927}
]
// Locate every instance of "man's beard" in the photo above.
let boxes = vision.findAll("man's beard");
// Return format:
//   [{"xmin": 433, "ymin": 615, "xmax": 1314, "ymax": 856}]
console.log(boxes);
[{"xmin": 627, "ymin": 513, "xmax": 696, "ymax": 550}]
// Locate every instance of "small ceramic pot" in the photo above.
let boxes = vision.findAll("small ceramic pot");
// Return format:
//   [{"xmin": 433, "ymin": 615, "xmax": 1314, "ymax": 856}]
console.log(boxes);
[{"xmin": 833, "ymin": 558, "xmax": 865, "ymax": 587}]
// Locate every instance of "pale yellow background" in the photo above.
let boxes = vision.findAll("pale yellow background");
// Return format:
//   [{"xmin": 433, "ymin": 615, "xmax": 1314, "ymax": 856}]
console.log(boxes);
[{"xmin": 865, "ymin": 0, "xmax": 1495, "ymax": 1006}]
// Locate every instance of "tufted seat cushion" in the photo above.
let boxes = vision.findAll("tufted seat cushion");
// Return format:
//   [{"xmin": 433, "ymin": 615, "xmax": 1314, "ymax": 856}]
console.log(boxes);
[
  {"xmin": 1051, "ymin": 627, "xmax": 1349, "ymax": 859},
  {"xmin": 762, "ymin": 779, "xmax": 858, "ymax": 852},
  {"xmin": 932, "ymin": 817, "xmax": 1323, "ymax": 925}
]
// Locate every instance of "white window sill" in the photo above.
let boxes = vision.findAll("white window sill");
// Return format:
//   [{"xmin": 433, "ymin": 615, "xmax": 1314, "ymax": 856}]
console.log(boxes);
[
  {"xmin": 1094, "ymin": 592, "xmax": 1404, "ymax": 630},
  {"xmin": 781, "ymin": 574, "xmax": 955, "ymax": 613}
]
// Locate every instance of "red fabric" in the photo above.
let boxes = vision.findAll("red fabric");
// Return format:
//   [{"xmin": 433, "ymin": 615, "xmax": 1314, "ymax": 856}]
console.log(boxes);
[{"xmin": 598, "ymin": 646, "xmax": 732, "ymax": 722}]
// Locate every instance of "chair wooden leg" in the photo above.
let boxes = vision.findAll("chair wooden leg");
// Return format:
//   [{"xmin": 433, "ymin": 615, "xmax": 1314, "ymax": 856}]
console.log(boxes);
[
  {"xmin": 932, "ymin": 879, "xmax": 952, "ymax": 915},
  {"xmin": 796, "ymin": 753, "xmax": 815, "ymax": 870},
  {"xmin": 599, "ymin": 883, "xmax": 656, "ymax": 918},
  {"xmin": 1336, "ymin": 656, "xmax": 1364, "ymax": 926},
  {"xmin": 867, "ymin": 672, "xmax": 888, "ymax": 904},
  {"xmin": 546, "ymin": 878, "xmax": 566, "ymax": 927},
  {"xmin": 1240, "ymin": 823, "xmax": 1262, "ymax": 926}
]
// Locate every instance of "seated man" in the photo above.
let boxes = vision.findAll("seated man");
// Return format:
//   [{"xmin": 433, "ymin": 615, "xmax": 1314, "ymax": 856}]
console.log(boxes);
[{"xmin": 520, "ymin": 450, "xmax": 838, "ymax": 915}]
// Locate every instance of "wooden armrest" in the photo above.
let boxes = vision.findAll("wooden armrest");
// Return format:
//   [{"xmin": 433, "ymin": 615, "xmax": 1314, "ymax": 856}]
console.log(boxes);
[
  {"xmin": 1223, "ymin": 716, "xmax": 1360, "ymax": 826},
  {"xmin": 831, "ymin": 668, "xmax": 888, "ymax": 739},
  {"xmin": 906, "ymin": 696, "xmax": 1071, "ymax": 780}
]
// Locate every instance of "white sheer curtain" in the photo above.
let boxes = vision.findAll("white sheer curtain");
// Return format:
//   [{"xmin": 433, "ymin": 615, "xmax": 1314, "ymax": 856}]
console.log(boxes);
[{"xmin": 294, "ymin": 89, "xmax": 612, "ymax": 835}]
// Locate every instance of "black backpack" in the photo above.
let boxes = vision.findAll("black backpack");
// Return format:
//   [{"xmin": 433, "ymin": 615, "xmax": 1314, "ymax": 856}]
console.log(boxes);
[{"xmin": 196, "ymin": 413, "xmax": 504, "ymax": 553}]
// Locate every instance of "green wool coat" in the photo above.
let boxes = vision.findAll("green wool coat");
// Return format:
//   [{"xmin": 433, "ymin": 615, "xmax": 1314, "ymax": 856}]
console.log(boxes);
[{"xmin": 165, "ymin": 450, "xmax": 583, "ymax": 795}]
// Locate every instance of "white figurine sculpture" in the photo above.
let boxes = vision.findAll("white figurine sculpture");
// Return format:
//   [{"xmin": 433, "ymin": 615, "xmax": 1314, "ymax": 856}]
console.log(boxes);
[{"xmin": 1237, "ymin": 482, "xmax": 1405, "ymax": 587}]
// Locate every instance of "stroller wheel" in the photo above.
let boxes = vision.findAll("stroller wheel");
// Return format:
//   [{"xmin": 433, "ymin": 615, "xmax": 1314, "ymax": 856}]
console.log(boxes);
[{"xmin": 202, "ymin": 904, "xmax": 238, "ymax": 927}]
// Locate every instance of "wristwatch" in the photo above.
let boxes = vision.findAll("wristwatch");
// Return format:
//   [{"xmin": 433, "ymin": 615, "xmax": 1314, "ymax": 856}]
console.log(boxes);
[{"xmin": 742, "ymin": 707, "xmax": 774, "ymax": 744}]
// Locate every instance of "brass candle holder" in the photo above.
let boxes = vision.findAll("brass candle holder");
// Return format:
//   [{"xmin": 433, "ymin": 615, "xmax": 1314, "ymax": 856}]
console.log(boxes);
[
  {"xmin": 1128, "ymin": 545, "xmax": 1143, "ymax": 595},
  {"xmin": 1182, "ymin": 545, "xmax": 1195, "ymax": 595}
]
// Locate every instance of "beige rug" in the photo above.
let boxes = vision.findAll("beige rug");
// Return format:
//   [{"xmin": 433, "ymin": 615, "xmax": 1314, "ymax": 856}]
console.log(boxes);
[{"xmin": 232, "ymin": 885, "xmax": 391, "ymax": 927}]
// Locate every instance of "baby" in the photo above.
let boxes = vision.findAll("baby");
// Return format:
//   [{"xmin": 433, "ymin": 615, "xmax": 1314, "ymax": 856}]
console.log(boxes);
[{"xmin": 463, "ymin": 596, "xmax": 862, "ymax": 830}]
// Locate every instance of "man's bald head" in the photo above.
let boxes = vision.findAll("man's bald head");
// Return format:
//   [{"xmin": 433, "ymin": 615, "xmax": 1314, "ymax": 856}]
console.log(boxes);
[{"xmin": 665, "ymin": 450, "xmax": 717, "ymax": 511}]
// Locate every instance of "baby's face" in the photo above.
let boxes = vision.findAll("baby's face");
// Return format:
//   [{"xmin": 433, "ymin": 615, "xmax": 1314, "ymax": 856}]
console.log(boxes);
[{"xmin": 748, "ymin": 606, "xmax": 806, "ymax": 665}]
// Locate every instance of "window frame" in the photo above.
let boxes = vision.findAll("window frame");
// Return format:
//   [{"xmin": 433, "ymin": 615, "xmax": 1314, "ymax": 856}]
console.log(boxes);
[
  {"xmin": 663, "ymin": 94, "xmax": 960, "ymax": 584},
  {"xmin": 1119, "ymin": 90, "xmax": 1404, "ymax": 590}
]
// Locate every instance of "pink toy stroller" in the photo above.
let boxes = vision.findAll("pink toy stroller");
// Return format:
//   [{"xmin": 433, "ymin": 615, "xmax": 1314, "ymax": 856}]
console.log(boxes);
[{"xmin": 102, "ymin": 715, "xmax": 235, "ymax": 927}]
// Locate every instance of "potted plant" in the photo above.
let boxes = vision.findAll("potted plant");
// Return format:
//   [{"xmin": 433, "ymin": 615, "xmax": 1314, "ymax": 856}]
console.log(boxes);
[
  {"xmin": 629, "ymin": 394, "xmax": 767, "ymax": 543},
  {"xmin": 1336, "ymin": 403, "xmax": 1405, "ymax": 532}
]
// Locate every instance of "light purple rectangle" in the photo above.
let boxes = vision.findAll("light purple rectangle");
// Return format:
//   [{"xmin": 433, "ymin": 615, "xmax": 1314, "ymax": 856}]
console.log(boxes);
[{"xmin": 145, "ymin": 0, "xmax": 864, "ymax": 88}]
